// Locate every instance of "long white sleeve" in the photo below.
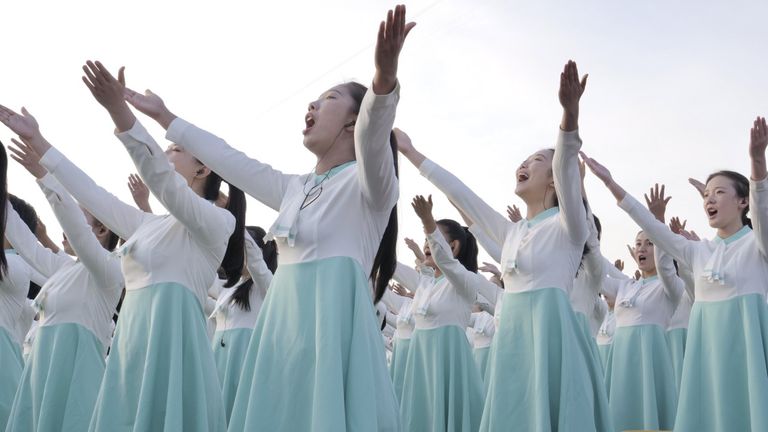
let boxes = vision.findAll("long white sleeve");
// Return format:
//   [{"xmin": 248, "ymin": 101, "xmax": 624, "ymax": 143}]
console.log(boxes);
[
  {"xmin": 37, "ymin": 174, "xmax": 122, "ymax": 290},
  {"xmin": 381, "ymin": 289, "xmax": 406, "ymax": 312},
  {"xmin": 354, "ymin": 84, "xmax": 399, "ymax": 211},
  {"xmin": 243, "ymin": 234, "xmax": 273, "ymax": 302},
  {"xmin": 116, "ymin": 120, "xmax": 235, "ymax": 247},
  {"xmin": 393, "ymin": 262, "xmax": 420, "ymax": 292},
  {"xmin": 419, "ymin": 158, "xmax": 512, "ymax": 247},
  {"xmin": 166, "ymin": 118, "xmax": 298, "ymax": 211},
  {"xmin": 468, "ymin": 224, "xmax": 502, "ymax": 263},
  {"xmin": 426, "ymin": 228, "xmax": 480, "ymax": 302},
  {"xmin": 618, "ymin": 194, "xmax": 696, "ymax": 268},
  {"xmin": 39, "ymin": 147, "xmax": 150, "ymax": 240},
  {"xmin": 749, "ymin": 177, "xmax": 768, "ymax": 261},
  {"xmin": 5, "ymin": 201, "xmax": 72, "ymax": 278},
  {"xmin": 552, "ymin": 129, "xmax": 588, "ymax": 247},
  {"xmin": 654, "ymin": 248, "xmax": 684, "ymax": 310}
]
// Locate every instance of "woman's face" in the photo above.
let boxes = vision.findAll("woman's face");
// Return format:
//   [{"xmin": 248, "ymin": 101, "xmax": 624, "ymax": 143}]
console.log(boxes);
[
  {"xmin": 302, "ymin": 84, "xmax": 358, "ymax": 156},
  {"xmin": 515, "ymin": 150, "xmax": 554, "ymax": 201},
  {"xmin": 165, "ymin": 143, "xmax": 207, "ymax": 187},
  {"xmin": 703, "ymin": 175, "xmax": 747, "ymax": 230},
  {"xmin": 633, "ymin": 231, "xmax": 656, "ymax": 274}
]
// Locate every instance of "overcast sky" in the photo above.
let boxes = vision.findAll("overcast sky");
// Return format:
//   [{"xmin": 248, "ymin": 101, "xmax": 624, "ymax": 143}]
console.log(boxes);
[{"xmin": 3, "ymin": 0, "xmax": 768, "ymax": 274}]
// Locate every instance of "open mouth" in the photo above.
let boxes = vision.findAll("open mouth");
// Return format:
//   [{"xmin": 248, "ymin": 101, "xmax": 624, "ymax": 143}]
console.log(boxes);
[
  {"xmin": 707, "ymin": 208, "xmax": 718, "ymax": 219},
  {"xmin": 303, "ymin": 114, "xmax": 315, "ymax": 134},
  {"xmin": 517, "ymin": 172, "xmax": 529, "ymax": 183},
  {"xmin": 637, "ymin": 255, "xmax": 647, "ymax": 264}
]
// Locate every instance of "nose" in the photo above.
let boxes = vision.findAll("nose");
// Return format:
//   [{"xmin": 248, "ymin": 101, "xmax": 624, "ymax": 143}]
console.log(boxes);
[{"xmin": 308, "ymin": 100, "xmax": 317, "ymax": 111}]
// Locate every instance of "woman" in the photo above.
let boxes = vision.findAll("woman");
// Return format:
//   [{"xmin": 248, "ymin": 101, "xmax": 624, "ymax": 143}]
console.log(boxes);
[
  {"xmin": 211, "ymin": 226, "xmax": 276, "ymax": 424},
  {"xmin": 1, "ymin": 136, "xmax": 123, "ymax": 432},
  {"xmin": 398, "ymin": 61, "xmax": 612, "ymax": 431},
  {"xmin": 122, "ymin": 6, "xmax": 413, "ymax": 430},
  {"xmin": 582, "ymin": 116, "xmax": 768, "ymax": 431}
]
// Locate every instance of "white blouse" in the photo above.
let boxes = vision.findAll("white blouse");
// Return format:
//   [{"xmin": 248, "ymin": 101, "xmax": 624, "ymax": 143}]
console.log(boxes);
[
  {"xmin": 211, "ymin": 234, "xmax": 273, "ymax": 332},
  {"xmin": 39, "ymin": 120, "xmax": 235, "ymax": 309},
  {"xmin": 6, "ymin": 174, "xmax": 124, "ymax": 350},
  {"xmin": 468, "ymin": 311, "xmax": 496, "ymax": 349},
  {"xmin": 165, "ymin": 85, "xmax": 399, "ymax": 275},
  {"xmin": 596, "ymin": 310, "xmax": 616, "ymax": 346},
  {"xmin": 420, "ymin": 130, "xmax": 588, "ymax": 295},
  {"xmin": 0, "ymin": 250, "xmax": 33, "ymax": 346},
  {"xmin": 618, "ymin": 176, "xmax": 768, "ymax": 303}
]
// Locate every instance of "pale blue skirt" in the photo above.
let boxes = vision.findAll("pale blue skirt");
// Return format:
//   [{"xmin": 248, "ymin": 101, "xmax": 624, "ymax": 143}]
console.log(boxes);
[
  {"xmin": 666, "ymin": 327, "xmax": 687, "ymax": 392},
  {"xmin": 228, "ymin": 257, "xmax": 400, "ymax": 431},
  {"xmin": 480, "ymin": 288, "xmax": 613, "ymax": 432},
  {"xmin": 389, "ymin": 336, "xmax": 411, "ymax": 403},
  {"xmin": 212, "ymin": 328, "xmax": 253, "ymax": 425},
  {"xmin": 6, "ymin": 323, "xmax": 105, "ymax": 432},
  {"xmin": 674, "ymin": 294, "xmax": 768, "ymax": 432},
  {"xmin": 0, "ymin": 327, "xmax": 23, "ymax": 431},
  {"xmin": 399, "ymin": 326, "xmax": 484, "ymax": 432},
  {"xmin": 473, "ymin": 345, "xmax": 491, "ymax": 389},
  {"xmin": 575, "ymin": 312, "xmax": 605, "ymax": 377},
  {"xmin": 604, "ymin": 324, "xmax": 677, "ymax": 432},
  {"xmin": 597, "ymin": 343, "xmax": 611, "ymax": 375},
  {"xmin": 88, "ymin": 283, "xmax": 227, "ymax": 432}
]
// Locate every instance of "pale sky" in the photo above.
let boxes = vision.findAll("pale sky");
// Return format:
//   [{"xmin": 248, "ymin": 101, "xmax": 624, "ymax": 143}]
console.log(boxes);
[{"xmin": 3, "ymin": 0, "xmax": 768, "ymax": 275}]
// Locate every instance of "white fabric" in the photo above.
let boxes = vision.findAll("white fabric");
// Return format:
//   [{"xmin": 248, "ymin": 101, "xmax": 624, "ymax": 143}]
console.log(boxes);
[
  {"xmin": 420, "ymin": 129, "xmax": 588, "ymax": 296},
  {"xmin": 468, "ymin": 311, "xmax": 496, "ymax": 348},
  {"xmin": 619, "ymin": 178, "xmax": 768, "ymax": 302},
  {"xmin": 0, "ymin": 249, "xmax": 33, "ymax": 347},
  {"xmin": 596, "ymin": 310, "xmax": 616, "ymax": 346},
  {"xmin": 165, "ymin": 85, "xmax": 400, "ymax": 275},
  {"xmin": 39, "ymin": 120, "xmax": 235, "ymax": 310}
]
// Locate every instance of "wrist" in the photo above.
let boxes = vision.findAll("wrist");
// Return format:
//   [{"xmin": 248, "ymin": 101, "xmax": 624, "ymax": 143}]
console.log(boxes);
[
  {"xmin": 372, "ymin": 70, "xmax": 396, "ymax": 95},
  {"xmin": 155, "ymin": 109, "xmax": 177, "ymax": 130}
]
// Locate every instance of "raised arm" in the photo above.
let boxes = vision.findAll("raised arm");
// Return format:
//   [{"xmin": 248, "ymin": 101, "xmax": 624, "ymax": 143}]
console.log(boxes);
[
  {"xmin": 355, "ymin": 5, "xmax": 415, "ymax": 210},
  {"xmin": 393, "ymin": 262, "xmax": 420, "ymax": 291},
  {"xmin": 0, "ymin": 106, "xmax": 148, "ymax": 240},
  {"xmin": 468, "ymin": 224, "xmax": 502, "ymax": 263},
  {"xmin": 554, "ymin": 61, "xmax": 589, "ymax": 246},
  {"xmin": 749, "ymin": 116, "xmax": 768, "ymax": 260},
  {"xmin": 654, "ymin": 247, "xmax": 684, "ymax": 309},
  {"xmin": 5, "ymin": 201, "xmax": 71, "ymax": 278},
  {"xmin": 127, "ymin": 174, "xmax": 153, "ymax": 213},
  {"xmin": 244, "ymin": 233, "xmax": 273, "ymax": 301}
]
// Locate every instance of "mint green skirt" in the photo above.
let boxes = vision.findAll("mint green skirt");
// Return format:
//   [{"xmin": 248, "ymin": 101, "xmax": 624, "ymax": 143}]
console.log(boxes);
[
  {"xmin": 597, "ymin": 343, "xmax": 611, "ymax": 375},
  {"xmin": 228, "ymin": 257, "xmax": 400, "ymax": 431},
  {"xmin": 6, "ymin": 323, "xmax": 105, "ymax": 432},
  {"xmin": 473, "ymin": 345, "xmax": 491, "ymax": 389},
  {"xmin": 575, "ymin": 312, "xmax": 605, "ymax": 377},
  {"xmin": 666, "ymin": 327, "xmax": 687, "ymax": 392},
  {"xmin": 389, "ymin": 337, "xmax": 411, "ymax": 403},
  {"xmin": 480, "ymin": 288, "xmax": 613, "ymax": 432},
  {"xmin": 88, "ymin": 283, "xmax": 226, "ymax": 432},
  {"xmin": 212, "ymin": 328, "xmax": 253, "ymax": 425},
  {"xmin": 604, "ymin": 324, "xmax": 677, "ymax": 432},
  {"xmin": 399, "ymin": 326, "xmax": 484, "ymax": 432},
  {"xmin": 674, "ymin": 294, "xmax": 768, "ymax": 432},
  {"xmin": 0, "ymin": 327, "xmax": 23, "ymax": 431}
]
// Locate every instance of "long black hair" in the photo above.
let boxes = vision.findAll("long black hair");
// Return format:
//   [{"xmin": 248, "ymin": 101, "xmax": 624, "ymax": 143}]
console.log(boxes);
[
  {"xmin": 344, "ymin": 82, "xmax": 399, "ymax": 304},
  {"xmin": 231, "ymin": 226, "xmax": 278, "ymax": 311},
  {"xmin": 706, "ymin": 170, "xmax": 752, "ymax": 228},
  {"xmin": 202, "ymin": 170, "xmax": 246, "ymax": 287},
  {"xmin": 0, "ymin": 144, "xmax": 7, "ymax": 280},
  {"xmin": 436, "ymin": 219, "xmax": 479, "ymax": 272}
]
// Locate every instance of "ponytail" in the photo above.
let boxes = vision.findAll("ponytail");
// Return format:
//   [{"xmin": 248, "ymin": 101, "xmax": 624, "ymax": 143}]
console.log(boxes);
[
  {"xmin": 203, "ymin": 170, "xmax": 246, "ymax": 288},
  {"xmin": 0, "ymin": 144, "xmax": 7, "ymax": 280},
  {"xmin": 436, "ymin": 219, "xmax": 479, "ymax": 272},
  {"xmin": 370, "ymin": 131, "xmax": 399, "ymax": 303},
  {"xmin": 231, "ymin": 226, "xmax": 278, "ymax": 311}
]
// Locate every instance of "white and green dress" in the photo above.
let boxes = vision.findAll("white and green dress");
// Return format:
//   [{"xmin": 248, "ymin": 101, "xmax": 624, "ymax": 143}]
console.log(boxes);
[
  {"xmin": 397, "ymin": 229, "xmax": 485, "ymax": 431},
  {"xmin": 381, "ymin": 285, "xmax": 415, "ymax": 403},
  {"xmin": 4, "ymin": 174, "xmax": 123, "ymax": 432},
  {"xmin": 420, "ymin": 128, "xmax": 612, "ymax": 431},
  {"xmin": 619, "ymin": 181, "xmax": 768, "ymax": 432},
  {"xmin": 166, "ymin": 85, "xmax": 401, "ymax": 431},
  {"xmin": 595, "ymin": 309, "xmax": 615, "ymax": 372},
  {"xmin": 210, "ymin": 234, "xmax": 272, "ymax": 425},
  {"xmin": 600, "ymin": 248, "xmax": 683, "ymax": 432},
  {"xmin": 0, "ymin": 248, "xmax": 34, "ymax": 431},
  {"xmin": 40, "ymin": 120, "xmax": 233, "ymax": 432},
  {"xmin": 467, "ymin": 311, "xmax": 495, "ymax": 386}
]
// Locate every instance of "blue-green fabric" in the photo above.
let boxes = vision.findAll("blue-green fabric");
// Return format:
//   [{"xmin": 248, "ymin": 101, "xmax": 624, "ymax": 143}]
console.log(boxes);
[
  {"xmin": 674, "ymin": 294, "xmax": 768, "ymax": 432},
  {"xmin": 212, "ymin": 328, "xmax": 253, "ymax": 425},
  {"xmin": 473, "ymin": 346, "xmax": 491, "ymax": 390},
  {"xmin": 480, "ymin": 288, "xmax": 613, "ymax": 432},
  {"xmin": 6, "ymin": 323, "xmax": 105, "ymax": 432},
  {"xmin": 597, "ymin": 344, "xmax": 611, "ymax": 379},
  {"xmin": 88, "ymin": 283, "xmax": 226, "ymax": 432},
  {"xmin": 399, "ymin": 326, "xmax": 484, "ymax": 432},
  {"xmin": 604, "ymin": 324, "xmax": 677, "ymax": 432},
  {"xmin": 575, "ymin": 312, "xmax": 605, "ymax": 377},
  {"xmin": 228, "ymin": 257, "xmax": 400, "ymax": 432},
  {"xmin": 389, "ymin": 337, "xmax": 411, "ymax": 403},
  {"xmin": 666, "ymin": 327, "xmax": 687, "ymax": 392},
  {"xmin": 0, "ymin": 327, "xmax": 23, "ymax": 431}
]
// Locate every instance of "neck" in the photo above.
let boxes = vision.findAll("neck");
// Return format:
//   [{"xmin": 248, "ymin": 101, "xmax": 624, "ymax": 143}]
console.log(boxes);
[
  {"xmin": 717, "ymin": 220, "xmax": 745, "ymax": 239},
  {"xmin": 314, "ymin": 135, "xmax": 355, "ymax": 174},
  {"xmin": 315, "ymin": 153, "xmax": 355, "ymax": 174},
  {"xmin": 3, "ymin": 238, "xmax": 11, "ymax": 249},
  {"xmin": 522, "ymin": 189, "xmax": 556, "ymax": 220},
  {"xmin": 190, "ymin": 178, "xmax": 208, "ymax": 200},
  {"xmin": 641, "ymin": 268, "xmax": 657, "ymax": 279}
]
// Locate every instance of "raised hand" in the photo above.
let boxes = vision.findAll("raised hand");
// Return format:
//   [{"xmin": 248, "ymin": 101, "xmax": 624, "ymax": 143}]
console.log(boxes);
[
  {"xmin": 688, "ymin": 178, "xmax": 705, "ymax": 198},
  {"xmin": 580, "ymin": 152, "xmax": 612, "ymax": 184},
  {"xmin": 558, "ymin": 60, "xmax": 588, "ymax": 132},
  {"xmin": 506, "ymin": 205, "xmax": 522, "ymax": 223},
  {"xmin": 8, "ymin": 138, "xmax": 46, "ymax": 179},
  {"xmin": 411, "ymin": 194, "xmax": 436, "ymax": 233},
  {"xmin": 404, "ymin": 237, "xmax": 426, "ymax": 263},
  {"xmin": 391, "ymin": 282, "xmax": 413, "ymax": 298},
  {"xmin": 750, "ymin": 116, "xmax": 768, "ymax": 180},
  {"xmin": 614, "ymin": 259, "xmax": 624, "ymax": 271},
  {"xmin": 127, "ymin": 174, "xmax": 152, "ymax": 213},
  {"xmin": 679, "ymin": 228, "xmax": 701, "ymax": 241},
  {"xmin": 644, "ymin": 183, "xmax": 671, "ymax": 223},
  {"xmin": 0, "ymin": 105, "xmax": 42, "ymax": 142},
  {"xmin": 479, "ymin": 261, "xmax": 501, "ymax": 278},
  {"xmin": 634, "ymin": 270, "xmax": 642, "ymax": 280},
  {"xmin": 669, "ymin": 216, "xmax": 687, "ymax": 235},
  {"xmin": 82, "ymin": 61, "xmax": 135, "ymax": 132},
  {"xmin": 373, "ymin": 4, "xmax": 416, "ymax": 95},
  {"xmin": 627, "ymin": 244, "xmax": 637, "ymax": 263}
]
